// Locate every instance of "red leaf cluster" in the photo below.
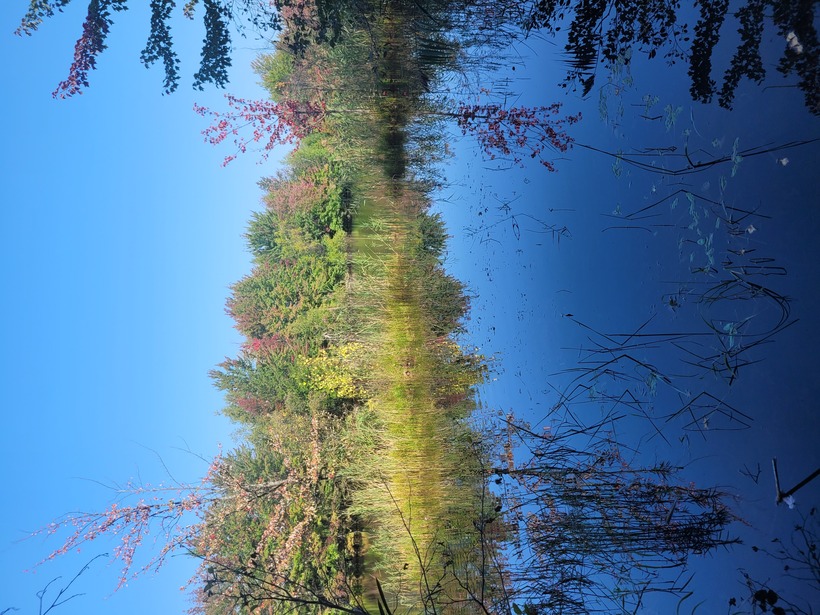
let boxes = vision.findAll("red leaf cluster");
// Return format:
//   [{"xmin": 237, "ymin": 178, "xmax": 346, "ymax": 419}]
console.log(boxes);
[
  {"xmin": 456, "ymin": 102, "xmax": 582, "ymax": 171},
  {"xmin": 195, "ymin": 95, "xmax": 327, "ymax": 165}
]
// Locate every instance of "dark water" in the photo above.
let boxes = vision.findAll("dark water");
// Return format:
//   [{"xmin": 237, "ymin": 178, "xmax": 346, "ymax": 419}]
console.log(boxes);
[{"xmin": 438, "ymin": 6, "xmax": 820, "ymax": 612}]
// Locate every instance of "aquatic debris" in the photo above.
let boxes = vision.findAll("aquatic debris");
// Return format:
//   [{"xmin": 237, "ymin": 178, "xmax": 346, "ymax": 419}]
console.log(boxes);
[
  {"xmin": 642, "ymin": 94, "xmax": 660, "ymax": 114},
  {"xmin": 731, "ymin": 137, "xmax": 743, "ymax": 177},
  {"xmin": 772, "ymin": 458, "xmax": 820, "ymax": 506},
  {"xmin": 664, "ymin": 104, "xmax": 682, "ymax": 132},
  {"xmin": 786, "ymin": 31, "xmax": 804, "ymax": 55}
]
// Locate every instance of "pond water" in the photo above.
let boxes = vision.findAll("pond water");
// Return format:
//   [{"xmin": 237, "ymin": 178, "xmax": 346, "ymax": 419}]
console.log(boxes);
[{"xmin": 437, "ymin": 6, "xmax": 820, "ymax": 612}]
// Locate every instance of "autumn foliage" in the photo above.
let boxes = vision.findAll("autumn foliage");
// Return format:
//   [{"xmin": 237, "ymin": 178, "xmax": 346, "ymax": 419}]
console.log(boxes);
[
  {"xmin": 47, "ymin": 0, "xmax": 128, "ymax": 99},
  {"xmin": 456, "ymin": 102, "xmax": 582, "ymax": 171},
  {"xmin": 195, "ymin": 96, "xmax": 328, "ymax": 165}
]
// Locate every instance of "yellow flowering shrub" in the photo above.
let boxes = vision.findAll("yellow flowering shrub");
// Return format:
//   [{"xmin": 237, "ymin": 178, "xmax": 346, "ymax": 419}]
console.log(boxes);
[{"xmin": 300, "ymin": 343, "xmax": 367, "ymax": 400}]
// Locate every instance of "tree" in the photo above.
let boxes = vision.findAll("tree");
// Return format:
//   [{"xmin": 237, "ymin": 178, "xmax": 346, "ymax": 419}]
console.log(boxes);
[
  {"xmin": 16, "ymin": 0, "xmax": 247, "ymax": 96},
  {"xmin": 16, "ymin": 0, "xmax": 365, "ymax": 98},
  {"xmin": 210, "ymin": 347, "xmax": 304, "ymax": 421},
  {"xmin": 194, "ymin": 95, "xmax": 327, "ymax": 165},
  {"xmin": 188, "ymin": 428, "xmax": 353, "ymax": 615},
  {"xmin": 521, "ymin": 0, "xmax": 819, "ymax": 114},
  {"xmin": 30, "ymin": 431, "xmax": 355, "ymax": 615},
  {"xmin": 249, "ymin": 169, "xmax": 347, "ymax": 259},
  {"xmin": 495, "ymin": 416, "xmax": 738, "ymax": 613},
  {"xmin": 225, "ymin": 250, "xmax": 344, "ymax": 338},
  {"xmin": 30, "ymin": 454, "xmax": 234, "ymax": 588},
  {"xmin": 198, "ymin": 94, "xmax": 581, "ymax": 170},
  {"xmin": 252, "ymin": 48, "xmax": 295, "ymax": 102}
]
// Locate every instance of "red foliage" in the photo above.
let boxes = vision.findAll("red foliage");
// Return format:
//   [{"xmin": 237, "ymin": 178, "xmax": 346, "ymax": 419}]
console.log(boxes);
[
  {"xmin": 31, "ymin": 455, "xmax": 224, "ymax": 588},
  {"xmin": 195, "ymin": 94, "xmax": 327, "ymax": 165},
  {"xmin": 234, "ymin": 394, "xmax": 275, "ymax": 415},
  {"xmin": 51, "ymin": 0, "xmax": 127, "ymax": 98},
  {"xmin": 263, "ymin": 173, "xmax": 328, "ymax": 218},
  {"xmin": 196, "ymin": 93, "xmax": 580, "ymax": 172},
  {"xmin": 245, "ymin": 335, "xmax": 289, "ymax": 356},
  {"xmin": 243, "ymin": 333, "xmax": 306, "ymax": 359},
  {"xmin": 277, "ymin": 0, "xmax": 320, "ymax": 51},
  {"xmin": 456, "ymin": 102, "xmax": 582, "ymax": 171}
]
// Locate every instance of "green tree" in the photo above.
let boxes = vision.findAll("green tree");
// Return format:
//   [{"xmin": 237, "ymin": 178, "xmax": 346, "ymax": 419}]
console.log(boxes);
[
  {"xmin": 210, "ymin": 350, "xmax": 304, "ymax": 421},
  {"xmin": 191, "ymin": 415, "xmax": 351, "ymax": 614},
  {"xmin": 252, "ymin": 48, "xmax": 295, "ymax": 102},
  {"xmin": 226, "ymin": 249, "xmax": 344, "ymax": 339},
  {"xmin": 16, "ymin": 0, "xmax": 359, "ymax": 97}
]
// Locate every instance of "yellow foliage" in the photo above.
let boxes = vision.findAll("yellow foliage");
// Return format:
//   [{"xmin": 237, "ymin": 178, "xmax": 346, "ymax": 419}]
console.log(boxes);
[{"xmin": 301, "ymin": 343, "xmax": 367, "ymax": 399}]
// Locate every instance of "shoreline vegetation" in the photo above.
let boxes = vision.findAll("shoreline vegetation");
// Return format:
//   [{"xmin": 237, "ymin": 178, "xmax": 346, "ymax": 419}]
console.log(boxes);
[
  {"xmin": 20, "ymin": 0, "xmax": 819, "ymax": 613},
  {"xmin": 169, "ymin": 1, "xmax": 742, "ymax": 611}
]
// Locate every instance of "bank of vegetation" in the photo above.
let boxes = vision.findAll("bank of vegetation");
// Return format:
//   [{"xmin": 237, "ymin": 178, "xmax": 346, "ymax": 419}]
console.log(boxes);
[{"xmin": 182, "ymin": 1, "xmax": 742, "ymax": 613}]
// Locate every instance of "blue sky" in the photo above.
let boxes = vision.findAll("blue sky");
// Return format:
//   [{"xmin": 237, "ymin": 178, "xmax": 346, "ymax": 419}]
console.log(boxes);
[
  {"xmin": 1, "ymin": 2, "xmax": 819, "ymax": 614},
  {"xmin": 0, "ymin": 3, "xmax": 284, "ymax": 612}
]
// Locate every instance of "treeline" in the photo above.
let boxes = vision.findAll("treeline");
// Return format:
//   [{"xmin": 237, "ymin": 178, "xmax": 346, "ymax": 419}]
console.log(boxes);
[
  {"xmin": 195, "ymin": 3, "xmax": 488, "ymax": 610},
  {"xmin": 198, "ymin": 128, "xmax": 360, "ymax": 611},
  {"xmin": 196, "ymin": 0, "xmax": 742, "ymax": 610}
]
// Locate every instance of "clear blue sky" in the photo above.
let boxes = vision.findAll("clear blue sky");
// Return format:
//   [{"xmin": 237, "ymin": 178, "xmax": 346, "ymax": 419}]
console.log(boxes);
[{"xmin": 0, "ymin": 3, "xmax": 285, "ymax": 612}]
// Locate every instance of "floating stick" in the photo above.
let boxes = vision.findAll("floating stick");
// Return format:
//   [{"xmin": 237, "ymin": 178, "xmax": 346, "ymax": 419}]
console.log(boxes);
[{"xmin": 772, "ymin": 457, "xmax": 820, "ymax": 505}]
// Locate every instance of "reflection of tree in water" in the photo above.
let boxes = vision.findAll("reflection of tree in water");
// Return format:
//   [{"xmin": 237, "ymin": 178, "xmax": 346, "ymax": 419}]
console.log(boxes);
[
  {"xmin": 491, "ymin": 416, "xmax": 739, "ymax": 614},
  {"xmin": 523, "ymin": 0, "xmax": 819, "ymax": 114}
]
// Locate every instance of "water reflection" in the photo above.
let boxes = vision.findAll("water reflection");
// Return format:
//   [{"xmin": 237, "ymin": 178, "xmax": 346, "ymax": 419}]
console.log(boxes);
[{"xmin": 441, "ymin": 2, "xmax": 819, "ymax": 610}]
